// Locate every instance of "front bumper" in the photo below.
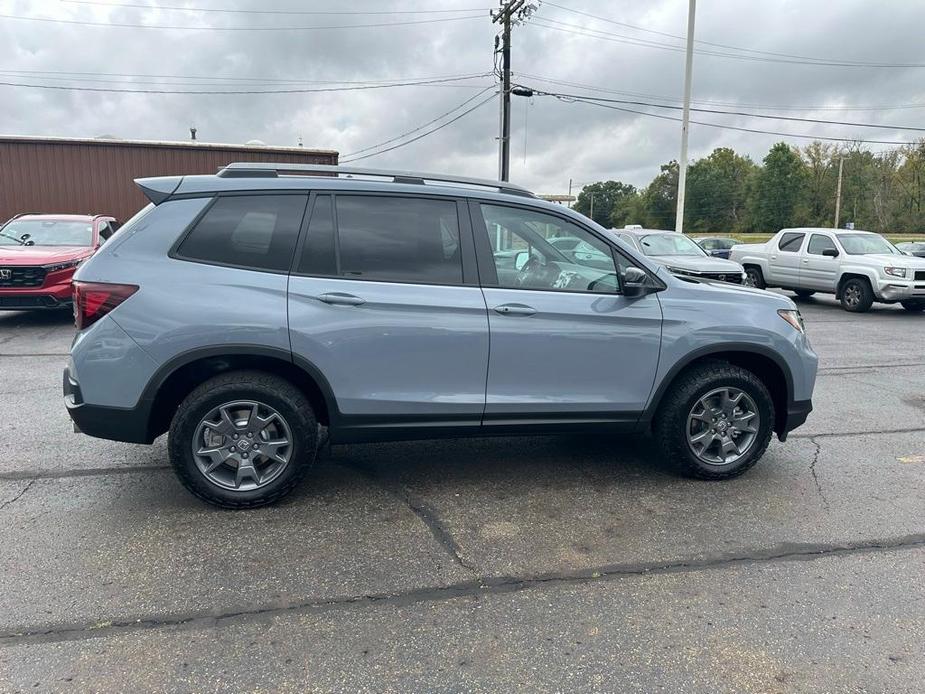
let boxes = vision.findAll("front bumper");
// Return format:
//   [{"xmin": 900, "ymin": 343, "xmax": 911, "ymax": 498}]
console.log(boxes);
[
  {"xmin": 0, "ymin": 275, "xmax": 74, "ymax": 310},
  {"xmin": 778, "ymin": 399, "xmax": 812, "ymax": 441},
  {"xmin": 64, "ymin": 365, "xmax": 153, "ymax": 443},
  {"xmin": 876, "ymin": 279, "xmax": 925, "ymax": 301}
]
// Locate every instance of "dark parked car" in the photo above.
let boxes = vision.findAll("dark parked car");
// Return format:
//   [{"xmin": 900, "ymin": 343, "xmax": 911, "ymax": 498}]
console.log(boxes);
[
  {"xmin": 695, "ymin": 236, "xmax": 741, "ymax": 259},
  {"xmin": 896, "ymin": 241, "xmax": 925, "ymax": 258}
]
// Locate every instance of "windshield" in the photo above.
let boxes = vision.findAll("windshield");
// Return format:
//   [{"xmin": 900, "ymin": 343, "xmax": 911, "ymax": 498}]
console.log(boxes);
[
  {"xmin": 836, "ymin": 233, "xmax": 899, "ymax": 256},
  {"xmin": 639, "ymin": 233, "xmax": 706, "ymax": 257},
  {"xmin": 0, "ymin": 220, "xmax": 94, "ymax": 246}
]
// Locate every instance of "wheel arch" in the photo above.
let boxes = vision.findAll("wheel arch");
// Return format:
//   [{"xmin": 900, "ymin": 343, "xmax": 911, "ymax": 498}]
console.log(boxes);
[
  {"xmin": 835, "ymin": 271, "xmax": 874, "ymax": 299},
  {"xmin": 143, "ymin": 346, "xmax": 338, "ymax": 441},
  {"xmin": 643, "ymin": 345, "xmax": 793, "ymax": 436}
]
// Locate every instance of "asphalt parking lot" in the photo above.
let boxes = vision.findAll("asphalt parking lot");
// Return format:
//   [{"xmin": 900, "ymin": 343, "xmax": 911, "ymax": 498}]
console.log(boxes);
[{"xmin": 0, "ymin": 293, "xmax": 922, "ymax": 693}]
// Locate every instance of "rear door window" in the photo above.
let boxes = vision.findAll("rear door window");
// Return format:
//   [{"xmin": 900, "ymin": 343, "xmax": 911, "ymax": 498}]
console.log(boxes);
[
  {"xmin": 334, "ymin": 196, "xmax": 462, "ymax": 284},
  {"xmin": 778, "ymin": 232, "xmax": 806, "ymax": 252},
  {"xmin": 176, "ymin": 195, "xmax": 308, "ymax": 272}
]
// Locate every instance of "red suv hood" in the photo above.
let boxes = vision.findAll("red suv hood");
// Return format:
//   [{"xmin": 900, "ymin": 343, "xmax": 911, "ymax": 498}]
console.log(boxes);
[{"xmin": 0, "ymin": 245, "xmax": 94, "ymax": 265}]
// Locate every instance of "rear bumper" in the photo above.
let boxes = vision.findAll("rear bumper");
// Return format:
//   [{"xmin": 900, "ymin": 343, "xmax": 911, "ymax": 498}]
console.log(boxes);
[
  {"xmin": 778, "ymin": 399, "xmax": 812, "ymax": 441},
  {"xmin": 64, "ymin": 366, "xmax": 153, "ymax": 444}
]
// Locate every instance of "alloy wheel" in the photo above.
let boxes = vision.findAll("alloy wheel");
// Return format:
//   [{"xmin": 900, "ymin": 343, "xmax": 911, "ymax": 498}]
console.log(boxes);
[
  {"xmin": 685, "ymin": 387, "xmax": 760, "ymax": 466},
  {"xmin": 192, "ymin": 400, "xmax": 293, "ymax": 491}
]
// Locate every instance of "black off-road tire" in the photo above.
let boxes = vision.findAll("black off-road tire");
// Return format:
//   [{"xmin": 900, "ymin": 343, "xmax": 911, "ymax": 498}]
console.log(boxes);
[
  {"xmin": 654, "ymin": 361, "xmax": 775, "ymax": 480},
  {"xmin": 168, "ymin": 370, "xmax": 317, "ymax": 509},
  {"xmin": 839, "ymin": 277, "xmax": 874, "ymax": 313},
  {"xmin": 793, "ymin": 289, "xmax": 815, "ymax": 299},
  {"xmin": 744, "ymin": 266, "xmax": 766, "ymax": 289},
  {"xmin": 901, "ymin": 300, "xmax": 925, "ymax": 312}
]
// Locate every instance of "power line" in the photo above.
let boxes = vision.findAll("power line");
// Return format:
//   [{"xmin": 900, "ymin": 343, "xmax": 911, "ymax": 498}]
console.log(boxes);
[
  {"xmin": 516, "ymin": 73, "xmax": 925, "ymax": 112},
  {"xmin": 0, "ymin": 12, "xmax": 484, "ymax": 31},
  {"xmin": 61, "ymin": 0, "xmax": 492, "ymax": 14},
  {"xmin": 528, "ymin": 17, "xmax": 925, "ymax": 68},
  {"xmin": 524, "ymin": 88, "xmax": 925, "ymax": 133},
  {"xmin": 0, "ymin": 74, "xmax": 494, "ymax": 95},
  {"xmin": 341, "ymin": 92, "xmax": 498, "ymax": 163},
  {"xmin": 542, "ymin": 1, "xmax": 920, "ymax": 68},
  {"xmin": 533, "ymin": 92, "xmax": 918, "ymax": 146},
  {"xmin": 342, "ymin": 87, "xmax": 496, "ymax": 158}
]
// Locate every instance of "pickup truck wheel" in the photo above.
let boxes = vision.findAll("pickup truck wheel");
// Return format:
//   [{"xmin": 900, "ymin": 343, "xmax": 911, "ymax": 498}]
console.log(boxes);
[
  {"xmin": 793, "ymin": 289, "xmax": 815, "ymax": 299},
  {"xmin": 901, "ymin": 300, "xmax": 925, "ymax": 312},
  {"xmin": 743, "ymin": 267, "xmax": 765, "ymax": 289},
  {"xmin": 168, "ymin": 370, "xmax": 317, "ymax": 509},
  {"xmin": 654, "ymin": 361, "xmax": 774, "ymax": 480},
  {"xmin": 840, "ymin": 278, "xmax": 874, "ymax": 312}
]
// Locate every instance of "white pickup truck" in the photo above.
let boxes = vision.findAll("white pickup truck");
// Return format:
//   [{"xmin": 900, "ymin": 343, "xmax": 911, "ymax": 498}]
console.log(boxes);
[{"xmin": 731, "ymin": 227, "xmax": 925, "ymax": 313}]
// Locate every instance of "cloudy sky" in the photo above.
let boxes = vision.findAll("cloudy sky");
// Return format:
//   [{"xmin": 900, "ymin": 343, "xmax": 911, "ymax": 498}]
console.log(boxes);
[{"xmin": 2, "ymin": 0, "xmax": 924, "ymax": 194}]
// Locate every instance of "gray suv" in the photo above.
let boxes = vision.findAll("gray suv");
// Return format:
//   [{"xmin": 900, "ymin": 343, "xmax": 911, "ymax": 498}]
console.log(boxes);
[{"xmin": 65, "ymin": 163, "xmax": 817, "ymax": 508}]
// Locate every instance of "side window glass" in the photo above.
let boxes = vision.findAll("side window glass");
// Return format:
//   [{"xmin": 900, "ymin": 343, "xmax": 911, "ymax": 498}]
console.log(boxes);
[
  {"xmin": 778, "ymin": 232, "xmax": 805, "ymax": 252},
  {"xmin": 807, "ymin": 234, "xmax": 837, "ymax": 255},
  {"xmin": 177, "ymin": 195, "xmax": 307, "ymax": 271},
  {"xmin": 335, "ymin": 196, "xmax": 462, "ymax": 284},
  {"xmin": 480, "ymin": 204, "xmax": 618, "ymax": 293},
  {"xmin": 297, "ymin": 195, "xmax": 337, "ymax": 275}
]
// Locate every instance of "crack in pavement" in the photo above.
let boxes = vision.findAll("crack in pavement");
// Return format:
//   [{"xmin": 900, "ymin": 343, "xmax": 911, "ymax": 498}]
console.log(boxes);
[
  {"xmin": 334, "ymin": 457, "xmax": 478, "ymax": 575},
  {"xmin": 0, "ymin": 464, "xmax": 170, "ymax": 482},
  {"xmin": 0, "ymin": 478, "xmax": 36, "ymax": 511},
  {"xmin": 817, "ymin": 361, "xmax": 925, "ymax": 373},
  {"xmin": 791, "ymin": 426, "xmax": 925, "ymax": 439},
  {"xmin": 807, "ymin": 437, "xmax": 829, "ymax": 508},
  {"xmin": 1, "ymin": 533, "xmax": 923, "ymax": 647},
  {"xmin": 0, "ymin": 353, "xmax": 69, "ymax": 358}
]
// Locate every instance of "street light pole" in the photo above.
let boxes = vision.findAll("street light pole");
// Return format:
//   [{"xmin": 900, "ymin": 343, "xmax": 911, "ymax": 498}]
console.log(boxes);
[
  {"xmin": 834, "ymin": 156, "xmax": 844, "ymax": 229},
  {"xmin": 674, "ymin": 0, "xmax": 696, "ymax": 234}
]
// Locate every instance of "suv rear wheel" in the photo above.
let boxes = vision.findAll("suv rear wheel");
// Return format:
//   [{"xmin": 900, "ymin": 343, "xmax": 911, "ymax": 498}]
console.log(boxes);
[
  {"xmin": 168, "ymin": 371, "xmax": 317, "ymax": 508},
  {"xmin": 840, "ymin": 278, "xmax": 874, "ymax": 312},
  {"xmin": 654, "ymin": 361, "xmax": 774, "ymax": 479}
]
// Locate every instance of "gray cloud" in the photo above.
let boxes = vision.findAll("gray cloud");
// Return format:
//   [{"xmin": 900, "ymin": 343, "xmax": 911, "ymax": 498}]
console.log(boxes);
[{"xmin": 2, "ymin": 0, "xmax": 924, "ymax": 196}]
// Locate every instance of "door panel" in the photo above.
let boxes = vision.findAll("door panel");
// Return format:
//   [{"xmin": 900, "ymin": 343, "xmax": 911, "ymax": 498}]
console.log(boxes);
[
  {"xmin": 767, "ymin": 232, "xmax": 806, "ymax": 286},
  {"xmin": 482, "ymin": 287, "xmax": 663, "ymax": 418},
  {"xmin": 801, "ymin": 233, "xmax": 840, "ymax": 290},
  {"xmin": 288, "ymin": 277, "xmax": 489, "ymax": 422}
]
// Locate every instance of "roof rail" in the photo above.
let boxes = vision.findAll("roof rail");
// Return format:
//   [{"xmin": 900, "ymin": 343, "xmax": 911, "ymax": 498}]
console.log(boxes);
[{"xmin": 216, "ymin": 162, "xmax": 535, "ymax": 198}]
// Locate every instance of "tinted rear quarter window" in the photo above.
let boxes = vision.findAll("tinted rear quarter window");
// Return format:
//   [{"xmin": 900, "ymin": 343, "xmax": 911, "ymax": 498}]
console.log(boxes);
[
  {"xmin": 335, "ymin": 196, "xmax": 462, "ymax": 284},
  {"xmin": 177, "ymin": 194, "xmax": 307, "ymax": 272},
  {"xmin": 778, "ymin": 232, "xmax": 805, "ymax": 252}
]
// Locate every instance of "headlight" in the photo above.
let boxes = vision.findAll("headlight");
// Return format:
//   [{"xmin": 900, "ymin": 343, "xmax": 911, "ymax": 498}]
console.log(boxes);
[
  {"xmin": 778, "ymin": 308, "xmax": 805, "ymax": 334},
  {"xmin": 43, "ymin": 259, "xmax": 83, "ymax": 272},
  {"xmin": 884, "ymin": 266, "xmax": 908, "ymax": 278}
]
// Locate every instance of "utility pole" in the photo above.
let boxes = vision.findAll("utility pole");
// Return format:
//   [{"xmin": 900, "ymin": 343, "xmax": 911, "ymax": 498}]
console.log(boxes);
[
  {"xmin": 674, "ymin": 0, "xmax": 696, "ymax": 234},
  {"xmin": 590, "ymin": 192, "xmax": 595, "ymax": 221},
  {"xmin": 834, "ymin": 156, "xmax": 844, "ymax": 229},
  {"xmin": 491, "ymin": 1, "xmax": 537, "ymax": 181}
]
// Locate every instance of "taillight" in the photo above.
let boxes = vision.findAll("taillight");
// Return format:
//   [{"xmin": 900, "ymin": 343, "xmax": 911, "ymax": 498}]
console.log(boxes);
[{"xmin": 72, "ymin": 281, "xmax": 138, "ymax": 330}]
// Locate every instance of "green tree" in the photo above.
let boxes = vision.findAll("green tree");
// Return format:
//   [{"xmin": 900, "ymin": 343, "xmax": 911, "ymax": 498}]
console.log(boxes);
[
  {"xmin": 801, "ymin": 141, "xmax": 838, "ymax": 227},
  {"xmin": 573, "ymin": 180, "xmax": 637, "ymax": 227},
  {"xmin": 638, "ymin": 160, "xmax": 679, "ymax": 229},
  {"xmin": 685, "ymin": 147, "xmax": 757, "ymax": 232},
  {"xmin": 748, "ymin": 143, "xmax": 809, "ymax": 231}
]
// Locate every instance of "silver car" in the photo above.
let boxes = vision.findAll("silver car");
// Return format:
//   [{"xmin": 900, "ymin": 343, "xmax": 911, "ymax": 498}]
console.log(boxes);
[
  {"xmin": 611, "ymin": 228, "xmax": 748, "ymax": 284},
  {"xmin": 65, "ymin": 164, "xmax": 817, "ymax": 508}
]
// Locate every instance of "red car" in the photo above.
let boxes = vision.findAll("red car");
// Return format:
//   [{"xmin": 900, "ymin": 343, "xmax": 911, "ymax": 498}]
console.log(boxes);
[{"xmin": 0, "ymin": 213, "xmax": 119, "ymax": 310}]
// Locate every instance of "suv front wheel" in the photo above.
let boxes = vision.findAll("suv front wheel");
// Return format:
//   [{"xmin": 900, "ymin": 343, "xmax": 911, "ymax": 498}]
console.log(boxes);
[
  {"xmin": 654, "ymin": 362, "xmax": 774, "ymax": 479},
  {"xmin": 168, "ymin": 371, "xmax": 318, "ymax": 508}
]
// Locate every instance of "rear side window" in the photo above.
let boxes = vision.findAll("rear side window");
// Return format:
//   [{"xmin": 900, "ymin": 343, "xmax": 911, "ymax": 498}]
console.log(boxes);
[
  {"xmin": 778, "ymin": 232, "xmax": 805, "ymax": 252},
  {"xmin": 177, "ymin": 195, "xmax": 307, "ymax": 272},
  {"xmin": 335, "ymin": 196, "xmax": 462, "ymax": 284}
]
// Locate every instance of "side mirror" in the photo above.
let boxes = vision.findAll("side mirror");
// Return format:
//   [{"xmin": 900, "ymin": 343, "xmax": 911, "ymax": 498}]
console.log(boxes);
[
  {"xmin": 514, "ymin": 251, "xmax": 530, "ymax": 271},
  {"xmin": 822, "ymin": 248, "xmax": 839, "ymax": 258},
  {"xmin": 710, "ymin": 249, "xmax": 724, "ymax": 257},
  {"xmin": 623, "ymin": 266, "xmax": 649, "ymax": 297}
]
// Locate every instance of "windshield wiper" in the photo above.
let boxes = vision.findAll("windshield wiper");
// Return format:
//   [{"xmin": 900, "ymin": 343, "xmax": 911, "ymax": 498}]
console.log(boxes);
[{"xmin": 0, "ymin": 231, "xmax": 26, "ymax": 245}]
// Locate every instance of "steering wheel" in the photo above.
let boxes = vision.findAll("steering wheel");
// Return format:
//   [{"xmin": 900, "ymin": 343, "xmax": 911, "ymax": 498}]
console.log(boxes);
[{"xmin": 516, "ymin": 255, "xmax": 561, "ymax": 288}]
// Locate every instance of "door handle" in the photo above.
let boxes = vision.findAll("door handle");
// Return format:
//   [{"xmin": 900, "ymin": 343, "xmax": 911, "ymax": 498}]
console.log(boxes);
[
  {"xmin": 802, "ymin": 259, "xmax": 809, "ymax": 264},
  {"xmin": 317, "ymin": 292, "xmax": 365, "ymax": 306},
  {"xmin": 493, "ymin": 303, "xmax": 536, "ymax": 316}
]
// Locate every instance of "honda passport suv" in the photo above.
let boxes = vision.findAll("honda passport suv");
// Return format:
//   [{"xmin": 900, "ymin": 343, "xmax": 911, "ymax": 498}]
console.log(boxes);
[{"xmin": 65, "ymin": 163, "xmax": 817, "ymax": 508}]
